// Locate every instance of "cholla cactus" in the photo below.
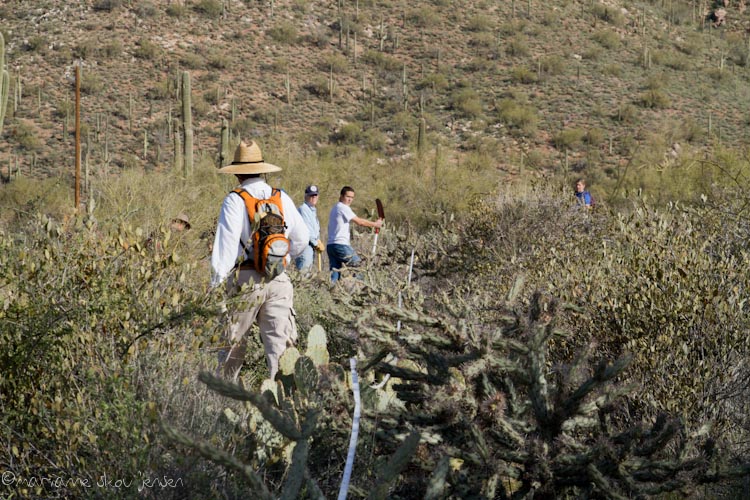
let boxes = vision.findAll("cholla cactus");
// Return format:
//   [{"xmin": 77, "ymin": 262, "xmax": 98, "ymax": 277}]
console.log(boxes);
[
  {"xmin": 343, "ymin": 277, "xmax": 747, "ymax": 498},
  {"xmin": 162, "ymin": 325, "xmax": 420, "ymax": 498}
]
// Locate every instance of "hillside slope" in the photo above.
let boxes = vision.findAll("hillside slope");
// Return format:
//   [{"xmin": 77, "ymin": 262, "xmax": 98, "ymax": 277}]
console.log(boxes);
[{"xmin": 1, "ymin": 0, "xmax": 749, "ymax": 191}]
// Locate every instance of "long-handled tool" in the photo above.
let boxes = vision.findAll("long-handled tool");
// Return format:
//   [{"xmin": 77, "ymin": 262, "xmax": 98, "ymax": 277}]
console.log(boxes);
[
  {"xmin": 371, "ymin": 198, "xmax": 384, "ymax": 256},
  {"xmin": 317, "ymin": 250, "xmax": 322, "ymax": 272}
]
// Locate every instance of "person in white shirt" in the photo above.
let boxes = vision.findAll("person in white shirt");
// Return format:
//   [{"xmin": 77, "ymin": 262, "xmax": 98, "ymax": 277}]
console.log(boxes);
[
  {"xmin": 326, "ymin": 186, "xmax": 383, "ymax": 282},
  {"xmin": 211, "ymin": 141, "xmax": 309, "ymax": 381},
  {"xmin": 295, "ymin": 184, "xmax": 324, "ymax": 272}
]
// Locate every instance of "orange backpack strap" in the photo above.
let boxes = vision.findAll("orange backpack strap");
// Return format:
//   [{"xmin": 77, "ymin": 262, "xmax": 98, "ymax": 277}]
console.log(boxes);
[
  {"xmin": 268, "ymin": 188, "xmax": 285, "ymax": 217},
  {"xmin": 232, "ymin": 188, "xmax": 258, "ymax": 220},
  {"xmin": 231, "ymin": 188, "xmax": 285, "ymax": 219}
]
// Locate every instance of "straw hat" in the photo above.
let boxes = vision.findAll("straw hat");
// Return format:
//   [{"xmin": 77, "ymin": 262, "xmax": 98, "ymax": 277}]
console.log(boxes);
[
  {"xmin": 172, "ymin": 212, "xmax": 191, "ymax": 229},
  {"xmin": 217, "ymin": 141, "xmax": 281, "ymax": 174}
]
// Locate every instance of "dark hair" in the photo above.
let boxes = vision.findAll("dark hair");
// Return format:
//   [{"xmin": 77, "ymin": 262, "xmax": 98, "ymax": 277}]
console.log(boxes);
[{"xmin": 340, "ymin": 186, "xmax": 354, "ymax": 196}]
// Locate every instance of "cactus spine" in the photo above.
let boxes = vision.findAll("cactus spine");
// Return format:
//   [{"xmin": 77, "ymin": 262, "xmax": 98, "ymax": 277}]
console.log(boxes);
[
  {"xmin": 0, "ymin": 33, "xmax": 8, "ymax": 136},
  {"xmin": 181, "ymin": 71, "xmax": 193, "ymax": 177}
]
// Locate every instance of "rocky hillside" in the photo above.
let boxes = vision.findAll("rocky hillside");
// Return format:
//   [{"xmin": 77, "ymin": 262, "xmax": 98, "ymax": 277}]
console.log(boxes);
[{"xmin": 1, "ymin": 0, "xmax": 749, "ymax": 185}]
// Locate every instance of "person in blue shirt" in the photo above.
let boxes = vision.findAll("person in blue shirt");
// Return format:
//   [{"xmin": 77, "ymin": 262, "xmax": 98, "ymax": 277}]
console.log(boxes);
[
  {"xmin": 295, "ymin": 185, "xmax": 325, "ymax": 272},
  {"xmin": 574, "ymin": 178, "xmax": 592, "ymax": 208}
]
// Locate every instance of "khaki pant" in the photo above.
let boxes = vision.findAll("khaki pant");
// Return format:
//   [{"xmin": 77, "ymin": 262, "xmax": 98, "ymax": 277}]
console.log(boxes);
[{"xmin": 221, "ymin": 269, "xmax": 297, "ymax": 381}]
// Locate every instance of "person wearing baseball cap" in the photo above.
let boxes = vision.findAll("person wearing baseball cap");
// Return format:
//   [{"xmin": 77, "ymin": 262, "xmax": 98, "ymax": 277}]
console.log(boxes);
[{"xmin": 295, "ymin": 185, "xmax": 324, "ymax": 272}]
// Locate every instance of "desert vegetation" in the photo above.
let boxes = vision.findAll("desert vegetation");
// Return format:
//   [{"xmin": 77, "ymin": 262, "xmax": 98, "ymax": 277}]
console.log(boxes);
[{"xmin": 2, "ymin": 0, "xmax": 750, "ymax": 498}]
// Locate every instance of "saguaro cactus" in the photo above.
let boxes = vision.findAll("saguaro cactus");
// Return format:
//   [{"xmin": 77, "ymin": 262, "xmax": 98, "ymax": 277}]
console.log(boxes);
[
  {"xmin": 181, "ymin": 71, "xmax": 193, "ymax": 177},
  {"xmin": 0, "ymin": 33, "xmax": 10, "ymax": 136}
]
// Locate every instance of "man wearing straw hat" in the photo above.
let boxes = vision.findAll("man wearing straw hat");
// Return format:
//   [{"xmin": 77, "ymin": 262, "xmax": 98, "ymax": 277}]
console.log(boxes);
[
  {"xmin": 295, "ymin": 184, "xmax": 325, "ymax": 273},
  {"xmin": 211, "ymin": 141, "xmax": 309, "ymax": 381}
]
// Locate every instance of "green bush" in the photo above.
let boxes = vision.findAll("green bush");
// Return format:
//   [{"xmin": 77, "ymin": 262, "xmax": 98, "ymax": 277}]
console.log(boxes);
[
  {"xmin": 193, "ymin": 0, "xmax": 223, "ymax": 18},
  {"xmin": 496, "ymin": 97, "xmax": 538, "ymax": 136},
  {"xmin": 166, "ymin": 4, "xmax": 187, "ymax": 17},
  {"xmin": 10, "ymin": 120, "xmax": 42, "ymax": 151},
  {"xmin": 505, "ymin": 36, "xmax": 530, "ymax": 57},
  {"xmin": 592, "ymin": 29, "xmax": 620, "ymax": 49},
  {"xmin": 510, "ymin": 65, "xmax": 538, "ymax": 84},
  {"xmin": 637, "ymin": 88, "xmax": 671, "ymax": 109},
  {"xmin": 450, "ymin": 87, "xmax": 483, "ymax": 118},
  {"xmin": 268, "ymin": 21, "xmax": 299, "ymax": 45},
  {"xmin": 134, "ymin": 38, "xmax": 161, "ymax": 60},
  {"xmin": 552, "ymin": 127, "xmax": 585, "ymax": 150},
  {"xmin": 361, "ymin": 49, "xmax": 401, "ymax": 71},
  {"xmin": 465, "ymin": 14, "xmax": 493, "ymax": 32},
  {"xmin": 591, "ymin": 2, "xmax": 625, "ymax": 26},
  {"xmin": 407, "ymin": 6, "xmax": 439, "ymax": 27}
]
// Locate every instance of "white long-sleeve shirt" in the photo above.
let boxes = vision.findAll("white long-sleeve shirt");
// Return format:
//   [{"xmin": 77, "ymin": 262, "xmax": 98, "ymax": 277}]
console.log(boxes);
[{"xmin": 210, "ymin": 178, "xmax": 309, "ymax": 287}]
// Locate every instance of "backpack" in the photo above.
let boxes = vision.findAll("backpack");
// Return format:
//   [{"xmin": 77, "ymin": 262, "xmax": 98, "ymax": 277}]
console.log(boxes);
[{"xmin": 232, "ymin": 188, "xmax": 289, "ymax": 279}]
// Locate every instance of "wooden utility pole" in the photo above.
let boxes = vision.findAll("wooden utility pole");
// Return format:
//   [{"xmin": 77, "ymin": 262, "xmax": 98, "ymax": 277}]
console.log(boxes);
[{"xmin": 75, "ymin": 64, "xmax": 81, "ymax": 213}]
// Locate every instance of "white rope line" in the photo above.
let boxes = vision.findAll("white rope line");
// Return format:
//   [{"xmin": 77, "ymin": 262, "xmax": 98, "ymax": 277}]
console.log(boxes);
[{"xmin": 338, "ymin": 358, "xmax": 361, "ymax": 500}]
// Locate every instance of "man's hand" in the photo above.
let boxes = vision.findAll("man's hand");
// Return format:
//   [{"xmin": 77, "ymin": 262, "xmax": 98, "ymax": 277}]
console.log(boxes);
[
  {"xmin": 314, "ymin": 240, "xmax": 325, "ymax": 253},
  {"xmin": 374, "ymin": 218, "xmax": 384, "ymax": 229}
]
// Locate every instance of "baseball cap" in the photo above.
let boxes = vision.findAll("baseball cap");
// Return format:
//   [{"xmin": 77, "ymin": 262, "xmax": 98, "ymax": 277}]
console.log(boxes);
[{"xmin": 305, "ymin": 185, "xmax": 319, "ymax": 196}]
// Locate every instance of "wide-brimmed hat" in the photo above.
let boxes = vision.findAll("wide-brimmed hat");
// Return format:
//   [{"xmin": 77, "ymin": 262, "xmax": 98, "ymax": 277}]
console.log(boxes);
[
  {"xmin": 172, "ymin": 212, "xmax": 191, "ymax": 229},
  {"xmin": 217, "ymin": 141, "xmax": 282, "ymax": 174}
]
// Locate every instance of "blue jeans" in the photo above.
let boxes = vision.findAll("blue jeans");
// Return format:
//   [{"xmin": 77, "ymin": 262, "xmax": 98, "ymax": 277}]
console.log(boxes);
[
  {"xmin": 327, "ymin": 244, "xmax": 361, "ymax": 282},
  {"xmin": 295, "ymin": 245, "xmax": 314, "ymax": 272}
]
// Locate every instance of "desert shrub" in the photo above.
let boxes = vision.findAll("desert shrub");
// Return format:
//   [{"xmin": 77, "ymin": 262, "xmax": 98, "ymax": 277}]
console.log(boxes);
[
  {"xmin": 465, "ymin": 14, "xmax": 493, "ymax": 32},
  {"xmin": 637, "ymin": 88, "xmax": 670, "ymax": 109},
  {"xmin": 407, "ymin": 6, "xmax": 439, "ymax": 27},
  {"xmin": 417, "ymin": 72, "xmax": 449, "ymax": 91},
  {"xmin": 23, "ymin": 35, "xmax": 46, "ymax": 53},
  {"xmin": 193, "ymin": 0, "xmax": 223, "ymax": 18},
  {"xmin": 505, "ymin": 35, "xmax": 530, "ymax": 57},
  {"xmin": 134, "ymin": 38, "xmax": 160, "ymax": 60},
  {"xmin": 496, "ymin": 97, "xmax": 538, "ymax": 136},
  {"xmin": 614, "ymin": 102, "xmax": 639, "ymax": 122},
  {"xmin": 361, "ymin": 49, "xmax": 401, "ymax": 71},
  {"xmin": 79, "ymin": 72, "xmax": 104, "ymax": 95},
  {"xmin": 208, "ymin": 50, "xmax": 231, "ymax": 69},
  {"xmin": 268, "ymin": 21, "xmax": 299, "ymax": 45},
  {"xmin": 584, "ymin": 127, "xmax": 605, "ymax": 146},
  {"xmin": 552, "ymin": 127, "xmax": 585, "ymax": 150},
  {"xmin": 707, "ymin": 67, "xmax": 733, "ymax": 83},
  {"xmin": 331, "ymin": 122, "xmax": 362, "ymax": 144},
  {"xmin": 450, "ymin": 87, "xmax": 483, "ymax": 118},
  {"xmin": 306, "ymin": 24, "xmax": 331, "ymax": 48},
  {"xmin": 601, "ymin": 62, "xmax": 622, "ymax": 76},
  {"xmin": 166, "ymin": 4, "xmax": 187, "ymax": 17},
  {"xmin": 0, "ymin": 211, "xmax": 219, "ymax": 498},
  {"xmin": 539, "ymin": 54, "xmax": 565, "ymax": 76},
  {"xmin": 469, "ymin": 31, "xmax": 496, "ymax": 48},
  {"xmin": 10, "ymin": 120, "xmax": 42, "ymax": 152},
  {"xmin": 541, "ymin": 10, "xmax": 559, "ymax": 26},
  {"xmin": 304, "ymin": 76, "xmax": 331, "ymax": 98},
  {"xmin": 101, "ymin": 39, "xmax": 123, "ymax": 58},
  {"xmin": 591, "ymin": 2, "xmax": 625, "ymax": 26},
  {"xmin": 321, "ymin": 53, "xmax": 348, "ymax": 73},
  {"xmin": 592, "ymin": 29, "xmax": 620, "ymax": 49},
  {"xmin": 92, "ymin": 0, "xmax": 122, "ymax": 11},
  {"xmin": 652, "ymin": 49, "xmax": 691, "ymax": 70},
  {"xmin": 582, "ymin": 45, "xmax": 603, "ymax": 60},
  {"xmin": 133, "ymin": 1, "xmax": 157, "ymax": 17},
  {"xmin": 510, "ymin": 65, "xmax": 538, "ymax": 84},
  {"xmin": 180, "ymin": 52, "xmax": 204, "ymax": 70},
  {"xmin": 499, "ymin": 20, "xmax": 527, "ymax": 36},
  {"xmin": 73, "ymin": 39, "xmax": 98, "ymax": 59}
]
